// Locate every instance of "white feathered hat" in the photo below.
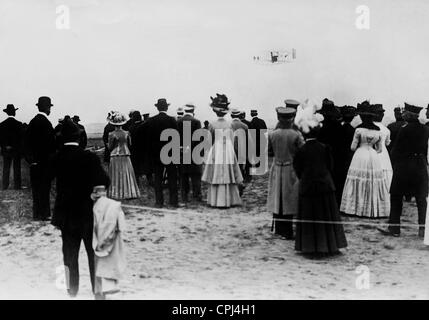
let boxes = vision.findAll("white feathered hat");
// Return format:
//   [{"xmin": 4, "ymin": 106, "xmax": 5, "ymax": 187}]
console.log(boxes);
[{"xmin": 294, "ymin": 99, "xmax": 324, "ymax": 134}]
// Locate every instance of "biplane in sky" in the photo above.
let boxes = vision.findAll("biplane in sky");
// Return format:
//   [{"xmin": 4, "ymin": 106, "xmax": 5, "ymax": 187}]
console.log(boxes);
[{"xmin": 253, "ymin": 49, "xmax": 296, "ymax": 64}]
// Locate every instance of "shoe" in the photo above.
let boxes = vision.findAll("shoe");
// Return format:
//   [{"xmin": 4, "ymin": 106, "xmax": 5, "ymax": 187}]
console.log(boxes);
[{"xmin": 377, "ymin": 227, "xmax": 400, "ymax": 237}]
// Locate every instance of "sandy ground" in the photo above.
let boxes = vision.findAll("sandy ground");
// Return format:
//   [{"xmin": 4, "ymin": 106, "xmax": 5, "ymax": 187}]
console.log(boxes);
[{"xmin": 0, "ymin": 160, "xmax": 428, "ymax": 300}]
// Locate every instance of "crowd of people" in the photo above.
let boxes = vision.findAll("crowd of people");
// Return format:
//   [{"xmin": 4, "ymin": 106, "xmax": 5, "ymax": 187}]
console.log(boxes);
[{"xmin": 1, "ymin": 94, "xmax": 429, "ymax": 299}]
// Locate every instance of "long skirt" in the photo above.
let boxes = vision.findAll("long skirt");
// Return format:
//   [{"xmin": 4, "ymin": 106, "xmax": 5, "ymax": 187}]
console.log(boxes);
[
  {"xmin": 340, "ymin": 146, "xmax": 390, "ymax": 218},
  {"xmin": 207, "ymin": 184, "xmax": 242, "ymax": 208},
  {"xmin": 108, "ymin": 155, "xmax": 140, "ymax": 200},
  {"xmin": 295, "ymin": 192, "xmax": 347, "ymax": 254}
]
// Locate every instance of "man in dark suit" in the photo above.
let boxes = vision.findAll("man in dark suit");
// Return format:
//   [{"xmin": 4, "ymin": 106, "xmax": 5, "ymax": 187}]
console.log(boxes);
[
  {"xmin": 387, "ymin": 107, "xmax": 405, "ymax": 154},
  {"xmin": 239, "ymin": 111, "xmax": 252, "ymax": 182},
  {"xmin": 249, "ymin": 109, "xmax": 267, "ymax": 175},
  {"xmin": 135, "ymin": 113, "xmax": 154, "ymax": 186},
  {"xmin": 128, "ymin": 111, "xmax": 143, "ymax": 183},
  {"xmin": 50, "ymin": 118, "xmax": 109, "ymax": 298},
  {"xmin": 177, "ymin": 104, "xmax": 202, "ymax": 202},
  {"xmin": 0, "ymin": 104, "xmax": 24, "ymax": 190},
  {"xmin": 72, "ymin": 115, "xmax": 87, "ymax": 149},
  {"xmin": 379, "ymin": 103, "xmax": 429, "ymax": 238},
  {"xmin": 102, "ymin": 112, "xmax": 115, "ymax": 163},
  {"xmin": 24, "ymin": 96, "xmax": 56, "ymax": 220},
  {"xmin": 146, "ymin": 98, "xmax": 179, "ymax": 207}
]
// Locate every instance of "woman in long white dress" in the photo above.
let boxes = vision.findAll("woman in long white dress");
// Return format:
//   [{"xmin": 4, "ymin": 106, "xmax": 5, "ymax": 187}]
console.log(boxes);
[
  {"xmin": 373, "ymin": 104, "xmax": 393, "ymax": 187},
  {"xmin": 202, "ymin": 94, "xmax": 243, "ymax": 208},
  {"xmin": 340, "ymin": 102, "xmax": 390, "ymax": 218}
]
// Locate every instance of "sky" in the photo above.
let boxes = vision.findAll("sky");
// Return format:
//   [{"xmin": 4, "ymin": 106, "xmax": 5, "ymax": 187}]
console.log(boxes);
[{"xmin": 0, "ymin": 0, "xmax": 428, "ymax": 129}]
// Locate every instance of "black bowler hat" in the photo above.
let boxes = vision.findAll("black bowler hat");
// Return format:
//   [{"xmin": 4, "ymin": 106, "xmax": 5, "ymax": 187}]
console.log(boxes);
[
  {"xmin": 404, "ymin": 102, "xmax": 422, "ymax": 114},
  {"xmin": 61, "ymin": 118, "xmax": 80, "ymax": 142},
  {"xmin": 250, "ymin": 109, "xmax": 258, "ymax": 116},
  {"xmin": 72, "ymin": 115, "xmax": 81, "ymax": 123},
  {"xmin": 155, "ymin": 98, "xmax": 170, "ymax": 109},
  {"xmin": 36, "ymin": 96, "xmax": 53, "ymax": 107},
  {"xmin": 3, "ymin": 104, "xmax": 18, "ymax": 114}
]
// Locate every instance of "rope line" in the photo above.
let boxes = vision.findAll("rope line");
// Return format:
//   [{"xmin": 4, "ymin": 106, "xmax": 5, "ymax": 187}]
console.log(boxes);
[{"xmin": 121, "ymin": 204, "xmax": 425, "ymax": 228}]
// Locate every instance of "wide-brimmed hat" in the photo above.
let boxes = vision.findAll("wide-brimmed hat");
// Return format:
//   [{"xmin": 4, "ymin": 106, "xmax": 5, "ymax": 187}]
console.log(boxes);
[
  {"xmin": 210, "ymin": 93, "xmax": 230, "ymax": 112},
  {"xmin": 372, "ymin": 104, "xmax": 385, "ymax": 113},
  {"xmin": 3, "ymin": 104, "xmax": 18, "ymax": 114},
  {"xmin": 155, "ymin": 98, "xmax": 170, "ymax": 109},
  {"xmin": 108, "ymin": 111, "xmax": 127, "ymax": 126},
  {"xmin": 340, "ymin": 105, "xmax": 357, "ymax": 117},
  {"xmin": 404, "ymin": 102, "xmax": 422, "ymax": 114},
  {"xmin": 357, "ymin": 101, "xmax": 376, "ymax": 116},
  {"xmin": 36, "ymin": 96, "xmax": 53, "ymax": 107},
  {"xmin": 318, "ymin": 98, "xmax": 340, "ymax": 118},
  {"xmin": 284, "ymin": 99, "xmax": 300, "ymax": 109}
]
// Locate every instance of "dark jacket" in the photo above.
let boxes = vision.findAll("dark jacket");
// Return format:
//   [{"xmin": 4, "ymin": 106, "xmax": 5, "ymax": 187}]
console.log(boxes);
[
  {"xmin": 293, "ymin": 139, "xmax": 336, "ymax": 196},
  {"xmin": 146, "ymin": 112, "xmax": 178, "ymax": 165},
  {"xmin": 24, "ymin": 113, "xmax": 56, "ymax": 164},
  {"xmin": 102, "ymin": 123, "xmax": 115, "ymax": 162},
  {"xmin": 387, "ymin": 120, "xmax": 406, "ymax": 153},
  {"xmin": 77, "ymin": 123, "xmax": 88, "ymax": 149},
  {"xmin": 50, "ymin": 145, "xmax": 110, "ymax": 231},
  {"xmin": 177, "ymin": 114, "xmax": 202, "ymax": 173},
  {"xmin": 390, "ymin": 120, "xmax": 429, "ymax": 196},
  {"xmin": 0, "ymin": 117, "xmax": 24, "ymax": 155},
  {"xmin": 250, "ymin": 116, "xmax": 267, "ymax": 157}
]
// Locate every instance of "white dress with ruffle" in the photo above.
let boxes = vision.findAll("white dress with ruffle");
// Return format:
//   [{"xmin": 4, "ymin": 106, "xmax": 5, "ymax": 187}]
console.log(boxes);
[{"xmin": 340, "ymin": 128, "xmax": 390, "ymax": 218}]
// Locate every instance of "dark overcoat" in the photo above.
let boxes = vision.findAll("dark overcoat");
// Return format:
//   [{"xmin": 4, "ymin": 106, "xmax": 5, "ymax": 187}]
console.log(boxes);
[{"xmin": 389, "ymin": 120, "xmax": 429, "ymax": 196}]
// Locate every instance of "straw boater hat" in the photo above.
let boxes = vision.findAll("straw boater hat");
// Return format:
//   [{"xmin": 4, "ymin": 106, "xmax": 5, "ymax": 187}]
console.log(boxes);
[
  {"xmin": 108, "ymin": 111, "xmax": 127, "ymax": 126},
  {"xmin": 230, "ymin": 108, "xmax": 241, "ymax": 117},
  {"xmin": 184, "ymin": 104, "xmax": 195, "ymax": 114},
  {"xmin": 210, "ymin": 93, "xmax": 230, "ymax": 113}
]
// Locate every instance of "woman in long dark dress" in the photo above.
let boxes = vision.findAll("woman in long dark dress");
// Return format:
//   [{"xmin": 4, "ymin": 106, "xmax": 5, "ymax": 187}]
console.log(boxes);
[{"xmin": 293, "ymin": 102, "xmax": 347, "ymax": 255}]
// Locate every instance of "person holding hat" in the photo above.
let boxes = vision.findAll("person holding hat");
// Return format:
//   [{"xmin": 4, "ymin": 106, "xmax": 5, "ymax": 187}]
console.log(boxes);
[
  {"xmin": 379, "ymin": 103, "xmax": 429, "ymax": 237},
  {"xmin": 293, "ymin": 101, "xmax": 347, "ymax": 255},
  {"xmin": 387, "ymin": 106, "xmax": 405, "ymax": 154},
  {"xmin": 146, "ymin": 98, "xmax": 179, "ymax": 208},
  {"xmin": 267, "ymin": 106, "xmax": 304, "ymax": 239},
  {"xmin": 0, "ymin": 104, "xmax": 24, "ymax": 190},
  {"xmin": 24, "ymin": 96, "xmax": 56, "ymax": 221},
  {"xmin": 340, "ymin": 101, "xmax": 390, "ymax": 218},
  {"xmin": 177, "ymin": 104, "xmax": 203, "ymax": 202},
  {"xmin": 106, "ymin": 111, "xmax": 140, "ymax": 200},
  {"xmin": 373, "ymin": 104, "xmax": 393, "ymax": 187},
  {"xmin": 49, "ymin": 118, "xmax": 110, "ymax": 298},
  {"xmin": 202, "ymin": 94, "xmax": 243, "ymax": 208},
  {"xmin": 72, "ymin": 115, "xmax": 88, "ymax": 150}
]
